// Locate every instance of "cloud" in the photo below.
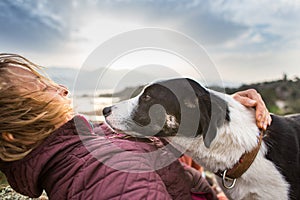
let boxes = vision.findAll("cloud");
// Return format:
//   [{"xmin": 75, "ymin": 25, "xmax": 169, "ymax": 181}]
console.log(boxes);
[
  {"xmin": 0, "ymin": 0, "xmax": 72, "ymax": 52},
  {"xmin": 2, "ymin": 0, "xmax": 298, "ymax": 54},
  {"xmin": 207, "ymin": 0, "xmax": 300, "ymax": 50},
  {"xmin": 0, "ymin": 0, "xmax": 299, "ymax": 85},
  {"xmin": 78, "ymin": 0, "xmax": 300, "ymax": 52},
  {"xmin": 88, "ymin": 0, "xmax": 250, "ymax": 45}
]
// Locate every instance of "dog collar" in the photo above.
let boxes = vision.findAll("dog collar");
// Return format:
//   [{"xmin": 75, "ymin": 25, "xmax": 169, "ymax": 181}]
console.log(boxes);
[{"xmin": 216, "ymin": 129, "xmax": 265, "ymax": 189}]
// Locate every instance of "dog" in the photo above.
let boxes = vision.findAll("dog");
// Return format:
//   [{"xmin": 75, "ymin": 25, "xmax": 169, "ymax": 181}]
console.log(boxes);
[{"xmin": 103, "ymin": 78, "xmax": 300, "ymax": 200}]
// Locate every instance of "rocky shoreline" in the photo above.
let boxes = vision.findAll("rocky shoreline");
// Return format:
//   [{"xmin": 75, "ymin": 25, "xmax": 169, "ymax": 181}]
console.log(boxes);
[{"xmin": 0, "ymin": 186, "xmax": 48, "ymax": 200}]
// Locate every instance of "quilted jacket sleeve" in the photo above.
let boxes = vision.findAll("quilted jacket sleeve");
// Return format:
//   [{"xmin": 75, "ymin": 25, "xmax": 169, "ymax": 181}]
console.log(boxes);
[{"xmin": 67, "ymin": 124, "xmax": 178, "ymax": 200}]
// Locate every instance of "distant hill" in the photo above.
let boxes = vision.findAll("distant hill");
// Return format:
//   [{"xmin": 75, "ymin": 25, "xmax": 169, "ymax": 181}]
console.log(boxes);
[
  {"xmin": 104, "ymin": 75, "xmax": 300, "ymax": 115},
  {"xmin": 44, "ymin": 65, "xmax": 192, "ymax": 93},
  {"xmin": 223, "ymin": 76, "xmax": 300, "ymax": 115},
  {"xmin": 44, "ymin": 67, "xmax": 78, "ymax": 90},
  {"xmin": 45, "ymin": 67, "xmax": 299, "ymax": 114}
]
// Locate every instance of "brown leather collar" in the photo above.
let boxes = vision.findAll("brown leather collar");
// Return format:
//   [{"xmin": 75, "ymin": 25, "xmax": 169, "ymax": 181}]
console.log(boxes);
[{"xmin": 216, "ymin": 130, "xmax": 265, "ymax": 181}]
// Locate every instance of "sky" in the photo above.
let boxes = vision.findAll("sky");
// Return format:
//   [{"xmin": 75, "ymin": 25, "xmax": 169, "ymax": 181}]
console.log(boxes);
[{"xmin": 1, "ymin": 0, "xmax": 300, "ymax": 86}]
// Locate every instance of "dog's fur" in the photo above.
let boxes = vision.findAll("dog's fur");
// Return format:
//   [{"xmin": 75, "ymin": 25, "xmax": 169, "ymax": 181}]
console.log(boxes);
[{"xmin": 103, "ymin": 78, "xmax": 300, "ymax": 200}]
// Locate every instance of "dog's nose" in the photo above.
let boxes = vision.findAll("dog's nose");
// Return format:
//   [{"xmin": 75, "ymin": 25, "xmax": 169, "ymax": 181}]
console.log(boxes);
[{"xmin": 102, "ymin": 106, "xmax": 112, "ymax": 117}]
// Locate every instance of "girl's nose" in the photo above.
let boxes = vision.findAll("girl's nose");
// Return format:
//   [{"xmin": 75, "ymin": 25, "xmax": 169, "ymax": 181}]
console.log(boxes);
[{"xmin": 58, "ymin": 85, "xmax": 69, "ymax": 97}]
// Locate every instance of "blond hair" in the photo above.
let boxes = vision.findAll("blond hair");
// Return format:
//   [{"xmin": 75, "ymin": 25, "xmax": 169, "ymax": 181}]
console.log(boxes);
[{"xmin": 0, "ymin": 54, "xmax": 73, "ymax": 161}]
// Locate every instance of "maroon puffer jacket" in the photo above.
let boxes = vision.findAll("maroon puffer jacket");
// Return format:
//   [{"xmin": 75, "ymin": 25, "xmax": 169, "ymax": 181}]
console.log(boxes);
[{"xmin": 0, "ymin": 115, "xmax": 216, "ymax": 200}]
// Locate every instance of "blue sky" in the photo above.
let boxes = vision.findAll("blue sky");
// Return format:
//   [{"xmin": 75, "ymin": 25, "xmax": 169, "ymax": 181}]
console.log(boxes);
[{"xmin": 1, "ymin": 0, "xmax": 300, "ymax": 86}]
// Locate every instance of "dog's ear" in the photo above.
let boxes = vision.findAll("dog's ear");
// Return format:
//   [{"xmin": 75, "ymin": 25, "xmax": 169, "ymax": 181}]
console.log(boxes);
[
  {"xmin": 197, "ymin": 96, "xmax": 216, "ymax": 148},
  {"xmin": 197, "ymin": 92, "xmax": 229, "ymax": 148},
  {"xmin": 183, "ymin": 96, "xmax": 199, "ymax": 109},
  {"xmin": 182, "ymin": 79, "xmax": 219, "ymax": 148},
  {"xmin": 202, "ymin": 107, "xmax": 220, "ymax": 148},
  {"xmin": 203, "ymin": 125, "xmax": 217, "ymax": 148}
]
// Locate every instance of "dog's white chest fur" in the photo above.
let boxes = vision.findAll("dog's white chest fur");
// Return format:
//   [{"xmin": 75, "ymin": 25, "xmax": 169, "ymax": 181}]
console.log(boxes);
[{"xmin": 168, "ymin": 93, "xmax": 290, "ymax": 200}]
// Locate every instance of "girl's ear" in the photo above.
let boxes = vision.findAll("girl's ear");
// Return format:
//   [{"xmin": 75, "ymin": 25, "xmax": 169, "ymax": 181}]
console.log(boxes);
[{"xmin": 2, "ymin": 132, "xmax": 15, "ymax": 142}]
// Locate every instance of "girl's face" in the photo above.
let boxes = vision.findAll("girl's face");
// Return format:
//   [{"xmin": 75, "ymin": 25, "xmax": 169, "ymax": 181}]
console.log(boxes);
[{"xmin": 8, "ymin": 66, "xmax": 71, "ymax": 104}]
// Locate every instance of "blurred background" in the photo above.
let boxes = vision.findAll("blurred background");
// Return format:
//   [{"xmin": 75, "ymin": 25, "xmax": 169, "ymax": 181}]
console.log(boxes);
[
  {"xmin": 1, "ymin": 0, "xmax": 300, "ymax": 121},
  {"xmin": 1, "ymin": 0, "xmax": 300, "ymax": 196},
  {"xmin": 1, "ymin": 0, "xmax": 300, "ymax": 117}
]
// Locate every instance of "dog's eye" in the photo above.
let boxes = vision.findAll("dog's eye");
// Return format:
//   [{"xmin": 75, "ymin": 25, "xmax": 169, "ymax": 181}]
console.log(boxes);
[{"xmin": 141, "ymin": 94, "xmax": 151, "ymax": 101}]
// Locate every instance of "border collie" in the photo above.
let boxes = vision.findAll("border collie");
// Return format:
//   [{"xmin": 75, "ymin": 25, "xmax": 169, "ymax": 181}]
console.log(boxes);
[{"xmin": 103, "ymin": 78, "xmax": 300, "ymax": 200}]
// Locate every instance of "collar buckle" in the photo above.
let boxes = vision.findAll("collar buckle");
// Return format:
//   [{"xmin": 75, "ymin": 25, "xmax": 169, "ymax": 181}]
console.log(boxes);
[{"xmin": 215, "ymin": 130, "xmax": 265, "ymax": 189}]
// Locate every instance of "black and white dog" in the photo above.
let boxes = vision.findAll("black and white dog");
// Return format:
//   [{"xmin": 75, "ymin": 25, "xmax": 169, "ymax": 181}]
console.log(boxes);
[{"xmin": 103, "ymin": 78, "xmax": 300, "ymax": 200}]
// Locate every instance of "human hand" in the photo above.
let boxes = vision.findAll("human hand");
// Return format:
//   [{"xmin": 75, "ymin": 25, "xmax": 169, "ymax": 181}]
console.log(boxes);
[
  {"xmin": 232, "ymin": 89, "xmax": 272, "ymax": 130},
  {"xmin": 217, "ymin": 192, "xmax": 229, "ymax": 200}
]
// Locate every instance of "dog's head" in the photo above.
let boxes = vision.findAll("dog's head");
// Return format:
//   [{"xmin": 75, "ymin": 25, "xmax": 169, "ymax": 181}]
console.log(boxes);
[{"xmin": 103, "ymin": 78, "xmax": 229, "ymax": 148}]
